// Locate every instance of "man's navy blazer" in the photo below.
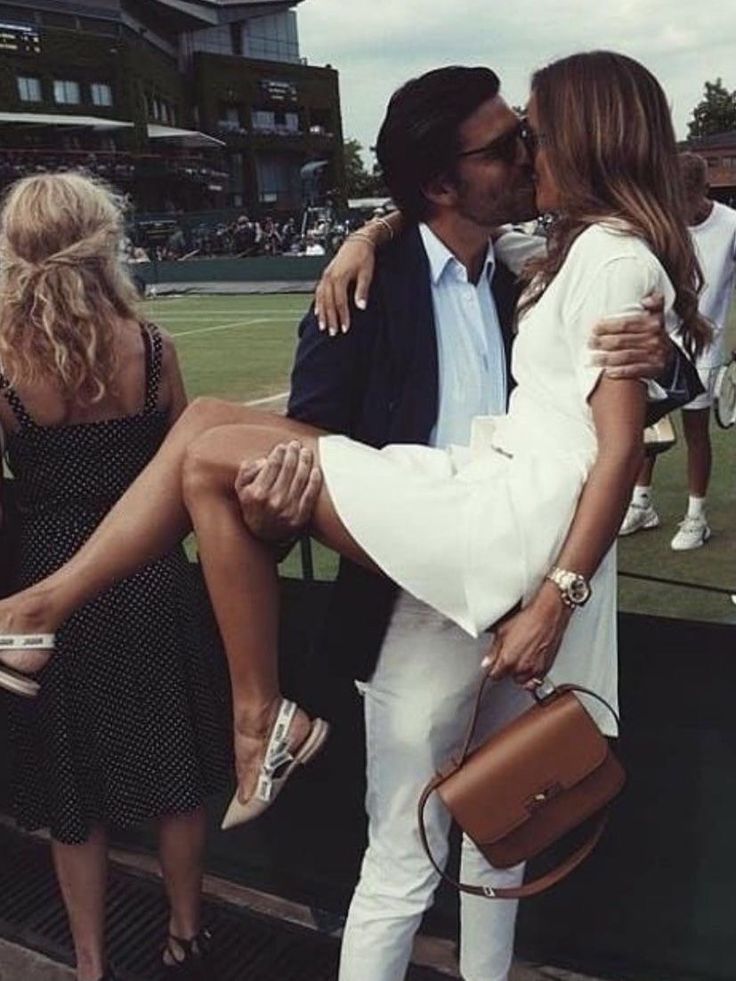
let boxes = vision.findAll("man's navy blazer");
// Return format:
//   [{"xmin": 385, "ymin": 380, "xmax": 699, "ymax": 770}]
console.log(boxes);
[
  {"xmin": 287, "ymin": 226, "xmax": 519, "ymax": 680},
  {"xmin": 287, "ymin": 225, "xmax": 700, "ymax": 680}
]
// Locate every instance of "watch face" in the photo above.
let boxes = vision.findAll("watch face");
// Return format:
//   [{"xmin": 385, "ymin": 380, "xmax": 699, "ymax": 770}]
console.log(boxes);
[{"xmin": 569, "ymin": 575, "xmax": 591, "ymax": 604}]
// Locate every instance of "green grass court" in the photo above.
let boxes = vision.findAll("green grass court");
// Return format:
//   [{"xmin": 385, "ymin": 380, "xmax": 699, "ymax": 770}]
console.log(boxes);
[{"xmin": 143, "ymin": 292, "xmax": 736, "ymax": 624}]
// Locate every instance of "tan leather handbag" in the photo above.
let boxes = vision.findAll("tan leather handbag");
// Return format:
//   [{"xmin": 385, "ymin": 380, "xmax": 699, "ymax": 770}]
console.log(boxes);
[{"xmin": 418, "ymin": 679, "xmax": 625, "ymax": 899}]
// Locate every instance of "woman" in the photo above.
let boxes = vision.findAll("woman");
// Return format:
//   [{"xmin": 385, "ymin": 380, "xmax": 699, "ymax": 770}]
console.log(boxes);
[
  {"xmin": 0, "ymin": 173, "xmax": 231, "ymax": 981},
  {"xmin": 0, "ymin": 53, "xmax": 709, "ymax": 833}
]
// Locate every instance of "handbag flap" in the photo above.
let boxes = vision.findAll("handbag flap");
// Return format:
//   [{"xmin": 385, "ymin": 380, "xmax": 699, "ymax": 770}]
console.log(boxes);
[{"xmin": 437, "ymin": 691, "xmax": 609, "ymax": 844}]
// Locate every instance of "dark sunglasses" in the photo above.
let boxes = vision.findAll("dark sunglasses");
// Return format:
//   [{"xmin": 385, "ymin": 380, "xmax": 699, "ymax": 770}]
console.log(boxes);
[
  {"xmin": 457, "ymin": 117, "xmax": 543, "ymax": 163},
  {"xmin": 518, "ymin": 117, "xmax": 546, "ymax": 157}
]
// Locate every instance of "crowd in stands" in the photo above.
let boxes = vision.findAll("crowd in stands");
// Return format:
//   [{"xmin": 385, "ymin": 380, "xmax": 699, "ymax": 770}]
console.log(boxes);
[
  {"xmin": 133, "ymin": 212, "xmax": 359, "ymax": 262},
  {"xmin": 0, "ymin": 149, "xmax": 228, "ymax": 189}
]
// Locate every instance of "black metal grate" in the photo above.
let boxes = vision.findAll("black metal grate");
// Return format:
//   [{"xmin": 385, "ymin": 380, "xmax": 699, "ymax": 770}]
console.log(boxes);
[{"xmin": 0, "ymin": 825, "xmax": 448, "ymax": 980}]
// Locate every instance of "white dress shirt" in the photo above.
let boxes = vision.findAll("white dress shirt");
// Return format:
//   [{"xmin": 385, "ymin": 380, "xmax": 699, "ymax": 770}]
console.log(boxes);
[{"xmin": 419, "ymin": 224, "xmax": 507, "ymax": 449}]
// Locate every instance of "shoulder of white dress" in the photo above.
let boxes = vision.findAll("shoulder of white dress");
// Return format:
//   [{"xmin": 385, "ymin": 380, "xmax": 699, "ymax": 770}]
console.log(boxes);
[{"xmin": 568, "ymin": 222, "xmax": 652, "ymax": 269}]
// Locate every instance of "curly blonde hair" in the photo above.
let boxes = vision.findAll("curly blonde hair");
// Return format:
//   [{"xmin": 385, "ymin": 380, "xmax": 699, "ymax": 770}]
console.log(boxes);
[{"xmin": 0, "ymin": 172, "xmax": 140, "ymax": 404}]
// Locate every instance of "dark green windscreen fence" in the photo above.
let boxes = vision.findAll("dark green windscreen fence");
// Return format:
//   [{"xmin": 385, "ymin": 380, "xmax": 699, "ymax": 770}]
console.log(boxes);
[{"xmin": 1, "ymin": 536, "xmax": 734, "ymax": 980}]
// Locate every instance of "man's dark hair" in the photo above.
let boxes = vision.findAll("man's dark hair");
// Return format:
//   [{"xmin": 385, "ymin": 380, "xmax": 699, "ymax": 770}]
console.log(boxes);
[
  {"xmin": 375, "ymin": 66, "xmax": 500, "ymax": 224},
  {"xmin": 678, "ymin": 151, "xmax": 708, "ymax": 196}
]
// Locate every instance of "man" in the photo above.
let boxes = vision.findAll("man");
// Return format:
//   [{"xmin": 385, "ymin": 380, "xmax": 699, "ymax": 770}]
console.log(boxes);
[
  {"xmin": 237, "ymin": 68, "xmax": 700, "ymax": 981},
  {"xmin": 620, "ymin": 151, "xmax": 736, "ymax": 550}
]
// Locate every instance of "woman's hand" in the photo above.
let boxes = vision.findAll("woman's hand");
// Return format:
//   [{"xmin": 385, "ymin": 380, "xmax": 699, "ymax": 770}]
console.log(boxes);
[
  {"xmin": 314, "ymin": 236, "xmax": 377, "ymax": 336},
  {"xmin": 482, "ymin": 582, "xmax": 572, "ymax": 689}
]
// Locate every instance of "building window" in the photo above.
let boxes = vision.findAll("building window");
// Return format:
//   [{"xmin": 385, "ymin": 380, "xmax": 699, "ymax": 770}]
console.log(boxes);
[
  {"xmin": 54, "ymin": 79, "xmax": 80, "ymax": 105},
  {"xmin": 242, "ymin": 11, "xmax": 300, "ymax": 64},
  {"xmin": 221, "ymin": 105, "xmax": 240, "ymax": 124},
  {"xmin": 251, "ymin": 109, "xmax": 300, "ymax": 135},
  {"xmin": 17, "ymin": 75, "xmax": 42, "ymax": 103},
  {"xmin": 91, "ymin": 83, "xmax": 113, "ymax": 108},
  {"xmin": 219, "ymin": 104, "xmax": 244, "ymax": 134},
  {"xmin": 310, "ymin": 109, "xmax": 332, "ymax": 137},
  {"xmin": 230, "ymin": 22, "xmax": 243, "ymax": 56},
  {"xmin": 255, "ymin": 152, "xmax": 301, "ymax": 205}
]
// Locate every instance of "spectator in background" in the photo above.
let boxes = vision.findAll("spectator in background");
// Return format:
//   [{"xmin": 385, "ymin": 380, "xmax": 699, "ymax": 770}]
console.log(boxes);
[
  {"xmin": 620, "ymin": 152, "xmax": 736, "ymax": 549},
  {"xmin": 165, "ymin": 225, "xmax": 187, "ymax": 259},
  {"xmin": 261, "ymin": 217, "xmax": 283, "ymax": 256},
  {"xmin": 233, "ymin": 214, "xmax": 256, "ymax": 256},
  {"xmin": 0, "ymin": 173, "xmax": 231, "ymax": 981},
  {"xmin": 303, "ymin": 230, "xmax": 325, "ymax": 256},
  {"xmin": 281, "ymin": 218, "xmax": 298, "ymax": 253}
]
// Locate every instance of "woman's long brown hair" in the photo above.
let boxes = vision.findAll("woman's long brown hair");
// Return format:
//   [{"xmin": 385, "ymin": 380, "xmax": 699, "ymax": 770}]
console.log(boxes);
[{"xmin": 521, "ymin": 51, "xmax": 710, "ymax": 357}]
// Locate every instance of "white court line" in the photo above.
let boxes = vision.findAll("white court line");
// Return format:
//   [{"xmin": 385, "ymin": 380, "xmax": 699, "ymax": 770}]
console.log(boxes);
[
  {"xmin": 147, "ymin": 304, "xmax": 306, "ymax": 310},
  {"xmin": 146, "ymin": 294, "xmax": 305, "ymax": 300},
  {"xmin": 159, "ymin": 313, "xmax": 292, "ymax": 321},
  {"xmin": 245, "ymin": 390, "xmax": 290, "ymax": 407},
  {"xmin": 145, "ymin": 302, "xmax": 306, "ymax": 311},
  {"xmin": 170, "ymin": 318, "xmax": 279, "ymax": 338}
]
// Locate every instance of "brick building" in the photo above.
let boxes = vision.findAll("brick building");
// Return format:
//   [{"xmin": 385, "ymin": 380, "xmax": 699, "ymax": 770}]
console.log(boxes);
[
  {"xmin": 684, "ymin": 131, "xmax": 736, "ymax": 205},
  {"xmin": 0, "ymin": 0, "xmax": 345, "ymax": 214}
]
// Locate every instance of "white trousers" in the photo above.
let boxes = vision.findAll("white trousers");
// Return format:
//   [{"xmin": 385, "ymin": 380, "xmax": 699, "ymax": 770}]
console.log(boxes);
[{"xmin": 338, "ymin": 592, "xmax": 532, "ymax": 981}]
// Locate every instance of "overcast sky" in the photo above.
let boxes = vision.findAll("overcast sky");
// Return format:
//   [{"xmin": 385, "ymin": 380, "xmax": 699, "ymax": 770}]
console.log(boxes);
[{"xmin": 298, "ymin": 0, "xmax": 736, "ymax": 164}]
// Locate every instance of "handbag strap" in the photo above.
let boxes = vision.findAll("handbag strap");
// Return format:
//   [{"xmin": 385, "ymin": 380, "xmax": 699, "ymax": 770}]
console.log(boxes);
[
  {"xmin": 417, "ymin": 679, "xmax": 620, "ymax": 900},
  {"xmin": 418, "ymin": 777, "xmax": 609, "ymax": 899},
  {"xmin": 457, "ymin": 678, "xmax": 620, "ymax": 769}
]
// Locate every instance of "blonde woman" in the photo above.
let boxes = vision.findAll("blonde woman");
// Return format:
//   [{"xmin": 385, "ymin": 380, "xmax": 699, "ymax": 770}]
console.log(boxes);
[
  {"xmin": 0, "ymin": 54, "xmax": 710, "ymax": 838},
  {"xmin": 0, "ymin": 174, "xmax": 230, "ymax": 981}
]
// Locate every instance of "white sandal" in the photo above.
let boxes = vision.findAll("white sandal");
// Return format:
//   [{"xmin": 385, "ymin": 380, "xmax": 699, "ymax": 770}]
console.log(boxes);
[
  {"xmin": 221, "ymin": 698, "xmax": 330, "ymax": 830},
  {"xmin": 0, "ymin": 634, "xmax": 55, "ymax": 698}
]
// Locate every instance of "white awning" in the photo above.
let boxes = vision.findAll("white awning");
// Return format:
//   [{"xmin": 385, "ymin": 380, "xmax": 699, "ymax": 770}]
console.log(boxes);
[
  {"xmin": 0, "ymin": 112, "xmax": 133, "ymax": 131},
  {"xmin": 146, "ymin": 124, "xmax": 225, "ymax": 149},
  {"xmin": 348, "ymin": 197, "xmax": 394, "ymax": 211}
]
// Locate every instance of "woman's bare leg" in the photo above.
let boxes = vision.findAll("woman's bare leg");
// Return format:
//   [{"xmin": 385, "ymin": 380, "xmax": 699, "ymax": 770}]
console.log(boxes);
[
  {"xmin": 51, "ymin": 826, "xmax": 108, "ymax": 981},
  {"xmin": 158, "ymin": 807, "xmax": 207, "ymax": 952},
  {"xmin": 3, "ymin": 405, "xmax": 378, "ymax": 798},
  {"xmin": 181, "ymin": 423, "xmax": 378, "ymax": 798},
  {"xmin": 0, "ymin": 398, "xmax": 324, "ymax": 675}
]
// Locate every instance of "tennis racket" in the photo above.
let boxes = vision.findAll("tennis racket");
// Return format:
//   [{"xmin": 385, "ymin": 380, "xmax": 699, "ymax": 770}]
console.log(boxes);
[{"xmin": 714, "ymin": 355, "xmax": 736, "ymax": 429}]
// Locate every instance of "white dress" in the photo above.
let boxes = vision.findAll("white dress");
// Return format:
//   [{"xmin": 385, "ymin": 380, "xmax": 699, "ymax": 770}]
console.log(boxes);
[{"xmin": 319, "ymin": 224, "xmax": 678, "ymax": 734}]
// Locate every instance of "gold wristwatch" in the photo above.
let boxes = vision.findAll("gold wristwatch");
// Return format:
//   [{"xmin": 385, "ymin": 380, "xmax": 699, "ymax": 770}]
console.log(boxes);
[{"xmin": 545, "ymin": 566, "xmax": 591, "ymax": 609}]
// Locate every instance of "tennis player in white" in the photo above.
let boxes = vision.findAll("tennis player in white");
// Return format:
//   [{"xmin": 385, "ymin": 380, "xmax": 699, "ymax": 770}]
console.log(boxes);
[{"xmin": 620, "ymin": 151, "xmax": 736, "ymax": 549}]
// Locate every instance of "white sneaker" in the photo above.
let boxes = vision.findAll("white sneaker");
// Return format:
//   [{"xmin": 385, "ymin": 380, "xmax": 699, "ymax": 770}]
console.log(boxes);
[
  {"xmin": 670, "ymin": 515, "xmax": 711, "ymax": 551},
  {"xmin": 619, "ymin": 502, "xmax": 660, "ymax": 536}
]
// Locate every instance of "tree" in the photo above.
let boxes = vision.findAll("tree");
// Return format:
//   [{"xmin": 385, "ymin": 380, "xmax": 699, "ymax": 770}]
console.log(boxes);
[
  {"xmin": 343, "ymin": 138, "xmax": 386, "ymax": 198},
  {"xmin": 688, "ymin": 78, "xmax": 736, "ymax": 139}
]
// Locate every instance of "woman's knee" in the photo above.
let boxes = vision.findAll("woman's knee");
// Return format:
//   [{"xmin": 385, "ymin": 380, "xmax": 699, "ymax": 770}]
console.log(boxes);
[
  {"xmin": 181, "ymin": 430, "xmax": 230, "ymax": 502},
  {"xmin": 177, "ymin": 397, "xmax": 241, "ymax": 438}
]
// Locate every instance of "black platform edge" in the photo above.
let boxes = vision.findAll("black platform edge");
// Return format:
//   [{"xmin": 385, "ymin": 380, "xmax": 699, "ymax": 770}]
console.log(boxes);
[{"xmin": 0, "ymin": 824, "xmax": 448, "ymax": 980}]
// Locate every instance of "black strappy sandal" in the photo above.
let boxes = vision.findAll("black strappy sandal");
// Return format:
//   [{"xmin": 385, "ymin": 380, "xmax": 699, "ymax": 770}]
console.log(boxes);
[{"xmin": 162, "ymin": 927, "xmax": 213, "ymax": 977}]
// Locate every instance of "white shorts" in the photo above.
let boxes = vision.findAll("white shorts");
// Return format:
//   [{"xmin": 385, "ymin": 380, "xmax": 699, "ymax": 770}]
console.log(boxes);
[{"xmin": 684, "ymin": 365, "xmax": 721, "ymax": 411}]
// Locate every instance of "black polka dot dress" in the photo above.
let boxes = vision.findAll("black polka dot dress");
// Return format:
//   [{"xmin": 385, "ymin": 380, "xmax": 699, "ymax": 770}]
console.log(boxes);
[{"xmin": 0, "ymin": 324, "xmax": 232, "ymax": 844}]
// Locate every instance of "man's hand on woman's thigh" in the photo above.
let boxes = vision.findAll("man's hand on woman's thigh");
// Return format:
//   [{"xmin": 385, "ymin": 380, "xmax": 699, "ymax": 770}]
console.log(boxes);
[{"xmin": 235, "ymin": 441, "xmax": 322, "ymax": 544}]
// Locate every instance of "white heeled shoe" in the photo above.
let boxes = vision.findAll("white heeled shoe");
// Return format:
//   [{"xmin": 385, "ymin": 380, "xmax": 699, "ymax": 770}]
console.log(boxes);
[
  {"xmin": 221, "ymin": 698, "xmax": 330, "ymax": 830},
  {"xmin": 0, "ymin": 633, "xmax": 55, "ymax": 697}
]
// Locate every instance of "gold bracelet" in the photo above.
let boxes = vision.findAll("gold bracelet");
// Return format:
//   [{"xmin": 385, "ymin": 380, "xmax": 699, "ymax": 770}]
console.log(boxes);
[
  {"xmin": 374, "ymin": 215, "xmax": 395, "ymax": 241},
  {"xmin": 348, "ymin": 231, "xmax": 378, "ymax": 248}
]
